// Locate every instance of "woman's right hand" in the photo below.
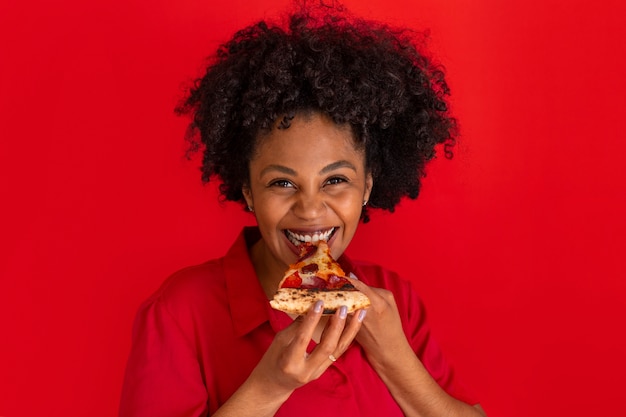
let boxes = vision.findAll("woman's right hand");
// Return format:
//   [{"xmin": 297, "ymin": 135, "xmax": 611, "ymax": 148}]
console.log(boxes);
[
  {"xmin": 213, "ymin": 301, "xmax": 365, "ymax": 417},
  {"xmin": 252, "ymin": 300, "xmax": 365, "ymax": 392}
]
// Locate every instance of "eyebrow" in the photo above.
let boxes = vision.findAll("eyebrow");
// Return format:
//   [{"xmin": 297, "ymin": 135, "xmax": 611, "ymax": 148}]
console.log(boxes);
[
  {"xmin": 320, "ymin": 160, "xmax": 357, "ymax": 174},
  {"xmin": 260, "ymin": 160, "xmax": 357, "ymax": 177}
]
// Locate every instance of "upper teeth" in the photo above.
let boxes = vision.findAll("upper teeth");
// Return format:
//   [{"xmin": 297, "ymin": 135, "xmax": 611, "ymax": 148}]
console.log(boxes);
[{"xmin": 287, "ymin": 228, "xmax": 335, "ymax": 245}]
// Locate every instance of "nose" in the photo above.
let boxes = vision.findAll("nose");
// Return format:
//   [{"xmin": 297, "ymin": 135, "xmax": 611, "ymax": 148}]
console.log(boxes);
[{"xmin": 292, "ymin": 190, "xmax": 327, "ymax": 220}]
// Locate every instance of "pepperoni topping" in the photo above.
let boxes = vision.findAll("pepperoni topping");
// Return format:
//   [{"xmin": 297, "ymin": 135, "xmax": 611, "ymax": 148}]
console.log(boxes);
[
  {"xmin": 281, "ymin": 273, "xmax": 302, "ymax": 288},
  {"xmin": 280, "ymin": 240, "xmax": 353, "ymax": 292},
  {"xmin": 301, "ymin": 263, "xmax": 319, "ymax": 274},
  {"xmin": 327, "ymin": 274, "xmax": 352, "ymax": 290},
  {"xmin": 298, "ymin": 243, "xmax": 317, "ymax": 261}
]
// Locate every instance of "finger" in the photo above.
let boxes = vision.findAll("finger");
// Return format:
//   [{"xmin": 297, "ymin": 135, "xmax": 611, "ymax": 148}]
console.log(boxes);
[
  {"xmin": 346, "ymin": 275, "xmax": 378, "ymax": 299},
  {"xmin": 347, "ymin": 276, "xmax": 395, "ymax": 306},
  {"xmin": 319, "ymin": 305, "xmax": 349, "ymax": 343},
  {"xmin": 334, "ymin": 308, "xmax": 366, "ymax": 353},
  {"xmin": 278, "ymin": 301, "xmax": 324, "ymax": 352},
  {"xmin": 317, "ymin": 307, "xmax": 366, "ymax": 364},
  {"xmin": 313, "ymin": 305, "xmax": 358, "ymax": 362},
  {"xmin": 287, "ymin": 300, "xmax": 324, "ymax": 348}
]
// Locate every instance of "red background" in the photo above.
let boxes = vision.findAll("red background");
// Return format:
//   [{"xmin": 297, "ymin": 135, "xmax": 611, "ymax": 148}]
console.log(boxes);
[{"xmin": 1, "ymin": 0, "xmax": 625, "ymax": 415}]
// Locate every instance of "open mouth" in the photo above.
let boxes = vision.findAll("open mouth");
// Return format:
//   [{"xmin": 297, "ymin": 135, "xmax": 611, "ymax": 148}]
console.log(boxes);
[{"xmin": 285, "ymin": 227, "xmax": 336, "ymax": 247}]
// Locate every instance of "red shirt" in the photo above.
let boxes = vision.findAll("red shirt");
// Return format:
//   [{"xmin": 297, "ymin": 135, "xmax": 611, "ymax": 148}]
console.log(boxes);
[{"xmin": 119, "ymin": 228, "xmax": 476, "ymax": 416}]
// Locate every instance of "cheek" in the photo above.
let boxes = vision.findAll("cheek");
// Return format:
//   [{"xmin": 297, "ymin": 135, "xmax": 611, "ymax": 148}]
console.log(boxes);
[
  {"xmin": 334, "ymin": 196, "xmax": 364, "ymax": 225},
  {"xmin": 255, "ymin": 197, "xmax": 288, "ymax": 226}
]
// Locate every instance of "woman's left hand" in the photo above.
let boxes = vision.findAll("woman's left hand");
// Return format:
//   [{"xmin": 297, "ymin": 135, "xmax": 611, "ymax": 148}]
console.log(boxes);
[
  {"xmin": 347, "ymin": 275, "xmax": 414, "ymax": 368},
  {"xmin": 348, "ymin": 276, "xmax": 488, "ymax": 417}
]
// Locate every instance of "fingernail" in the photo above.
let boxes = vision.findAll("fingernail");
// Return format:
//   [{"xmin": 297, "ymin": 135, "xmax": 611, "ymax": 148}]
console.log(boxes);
[
  {"xmin": 339, "ymin": 305, "xmax": 348, "ymax": 319},
  {"xmin": 358, "ymin": 309, "xmax": 367, "ymax": 322},
  {"xmin": 314, "ymin": 300, "xmax": 323, "ymax": 313},
  {"xmin": 349, "ymin": 272, "xmax": 359, "ymax": 280}
]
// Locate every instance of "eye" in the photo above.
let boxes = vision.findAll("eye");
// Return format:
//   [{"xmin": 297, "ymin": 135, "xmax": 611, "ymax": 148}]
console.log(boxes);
[
  {"xmin": 269, "ymin": 179, "xmax": 294, "ymax": 188},
  {"xmin": 325, "ymin": 176, "xmax": 348, "ymax": 186}
]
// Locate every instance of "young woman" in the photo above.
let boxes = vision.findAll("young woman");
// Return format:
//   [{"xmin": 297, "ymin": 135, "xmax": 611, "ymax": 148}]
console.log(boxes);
[{"xmin": 120, "ymin": 3, "xmax": 486, "ymax": 416}]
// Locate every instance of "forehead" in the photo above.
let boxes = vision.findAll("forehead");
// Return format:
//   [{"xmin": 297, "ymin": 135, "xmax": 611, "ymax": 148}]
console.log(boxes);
[{"xmin": 251, "ymin": 112, "xmax": 362, "ymax": 160}]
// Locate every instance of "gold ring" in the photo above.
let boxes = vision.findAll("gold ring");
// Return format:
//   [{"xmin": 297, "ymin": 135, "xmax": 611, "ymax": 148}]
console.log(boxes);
[{"xmin": 328, "ymin": 354, "xmax": 337, "ymax": 362}]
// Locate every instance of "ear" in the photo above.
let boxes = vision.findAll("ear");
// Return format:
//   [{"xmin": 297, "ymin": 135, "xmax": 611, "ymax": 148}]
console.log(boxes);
[
  {"xmin": 242, "ymin": 185, "xmax": 253, "ymax": 209},
  {"xmin": 364, "ymin": 172, "xmax": 373, "ymax": 202}
]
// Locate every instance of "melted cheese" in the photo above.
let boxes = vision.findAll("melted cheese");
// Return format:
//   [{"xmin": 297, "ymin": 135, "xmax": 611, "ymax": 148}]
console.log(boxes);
[{"xmin": 279, "ymin": 240, "xmax": 347, "ymax": 287}]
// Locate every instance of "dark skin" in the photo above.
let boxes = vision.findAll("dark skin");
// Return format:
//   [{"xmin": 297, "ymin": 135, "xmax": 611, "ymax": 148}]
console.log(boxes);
[
  {"xmin": 214, "ymin": 278, "xmax": 486, "ymax": 417},
  {"xmin": 213, "ymin": 301, "xmax": 365, "ymax": 417},
  {"xmin": 213, "ymin": 112, "xmax": 487, "ymax": 416}
]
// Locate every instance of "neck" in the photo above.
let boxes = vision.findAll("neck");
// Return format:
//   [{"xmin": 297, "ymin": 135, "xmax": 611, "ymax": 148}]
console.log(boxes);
[{"xmin": 249, "ymin": 239, "xmax": 287, "ymax": 299}]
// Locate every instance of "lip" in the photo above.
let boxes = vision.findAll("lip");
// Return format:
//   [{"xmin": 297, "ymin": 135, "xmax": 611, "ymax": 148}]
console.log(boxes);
[{"xmin": 284, "ymin": 234, "xmax": 302, "ymax": 256}]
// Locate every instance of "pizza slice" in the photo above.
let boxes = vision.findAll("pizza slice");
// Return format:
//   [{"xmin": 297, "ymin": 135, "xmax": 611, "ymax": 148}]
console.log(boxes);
[{"xmin": 269, "ymin": 240, "xmax": 371, "ymax": 315}]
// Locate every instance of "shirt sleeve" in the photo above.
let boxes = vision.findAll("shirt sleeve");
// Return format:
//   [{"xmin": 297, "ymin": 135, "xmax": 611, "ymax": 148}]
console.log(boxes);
[{"xmin": 119, "ymin": 295, "xmax": 208, "ymax": 417}]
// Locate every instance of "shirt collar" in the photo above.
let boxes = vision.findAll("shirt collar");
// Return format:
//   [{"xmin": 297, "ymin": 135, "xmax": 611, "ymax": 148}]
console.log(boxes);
[
  {"xmin": 223, "ymin": 227, "xmax": 362, "ymax": 337},
  {"xmin": 223, "ymin": 227, "xmax": 271, "ymax": 337}
]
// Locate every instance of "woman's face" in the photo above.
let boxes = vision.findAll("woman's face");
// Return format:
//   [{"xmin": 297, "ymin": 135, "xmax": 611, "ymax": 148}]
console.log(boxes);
[{"xmin": 243, "ymin": 112, "xmax": 373, "ymax": 272}]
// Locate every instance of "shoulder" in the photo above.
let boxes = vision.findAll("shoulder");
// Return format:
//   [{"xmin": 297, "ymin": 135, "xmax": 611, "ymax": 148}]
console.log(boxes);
[
  {"xmin": 134, "ymin": 228, "xmax": 260, "ymax": 327},
  {"xmin": 159, "ymin": 257, "xmax": 228, "ymax": 296},
  {"xmin": 134, "ymin": 258, "xmax": 228, "ymax": 326}
]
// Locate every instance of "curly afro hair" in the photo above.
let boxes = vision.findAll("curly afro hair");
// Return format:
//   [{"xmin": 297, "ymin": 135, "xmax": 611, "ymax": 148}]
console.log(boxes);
[{"xmin": 176, "ymin": 2, "xmax": 457, "ymax": 222}]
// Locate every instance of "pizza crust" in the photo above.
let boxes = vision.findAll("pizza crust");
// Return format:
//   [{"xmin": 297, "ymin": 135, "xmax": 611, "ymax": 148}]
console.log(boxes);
[{"xmin": 270, "ymin": 287, "xmax": 371, "ymax": 315}]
